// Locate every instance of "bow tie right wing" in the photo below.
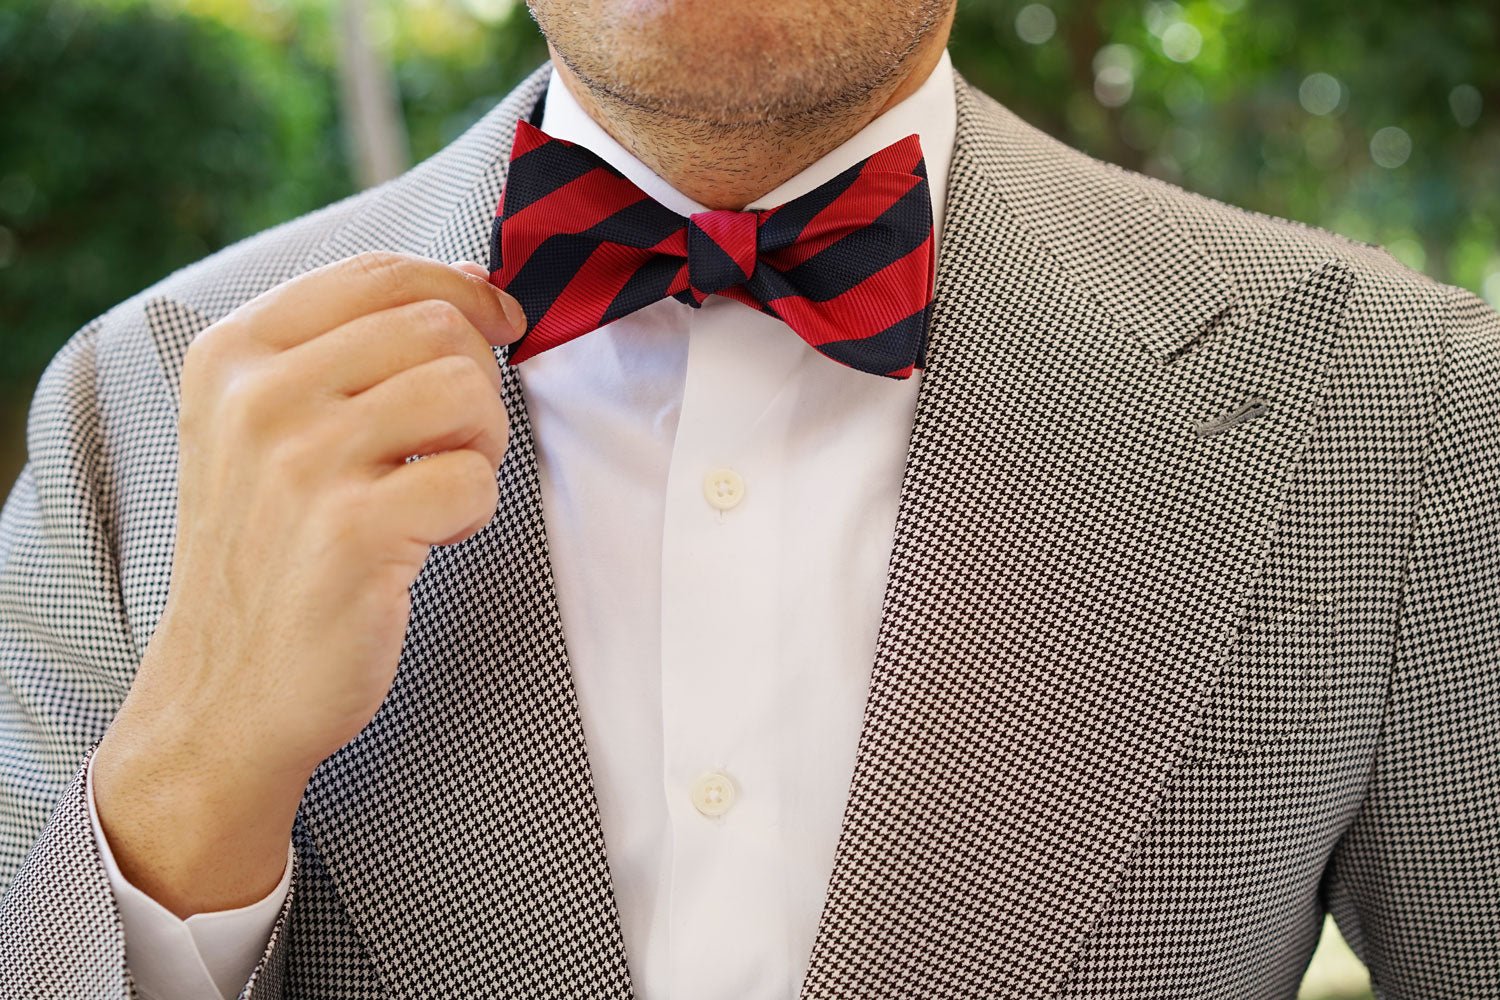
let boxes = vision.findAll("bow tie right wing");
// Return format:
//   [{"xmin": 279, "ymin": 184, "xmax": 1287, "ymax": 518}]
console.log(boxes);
[{"xmin": 742, "ymin": 135, "xmax": 936, "ymax": 379}]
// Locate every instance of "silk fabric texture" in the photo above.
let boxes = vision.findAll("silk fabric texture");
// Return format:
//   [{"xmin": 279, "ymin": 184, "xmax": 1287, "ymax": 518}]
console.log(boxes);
[{"xmin": 489, "ymin": 120, "xmax": 937, "ymax": 379}]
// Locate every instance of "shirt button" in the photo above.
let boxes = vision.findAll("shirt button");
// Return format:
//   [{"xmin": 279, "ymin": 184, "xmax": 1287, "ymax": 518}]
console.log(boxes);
[
  {"xmin": 702, "ymin": 467, "xmax": 745, "ymax": 510},
  {"xmin": 690, "ymin": 770, "xmax": 737, "ymax": 818}
]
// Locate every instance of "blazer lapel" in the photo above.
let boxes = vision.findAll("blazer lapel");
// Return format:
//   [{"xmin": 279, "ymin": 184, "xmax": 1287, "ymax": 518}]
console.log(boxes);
[
  {"xmin": 143, "ymin": 63, "xmax": 634, "ymax": 999},
  {"xmin": 799, "ymin": 77, "xmax": 1352, "ymax": 998},
  {"xmin": 293, "ymin": 68, "xmax": 635, "ymax": 999}
]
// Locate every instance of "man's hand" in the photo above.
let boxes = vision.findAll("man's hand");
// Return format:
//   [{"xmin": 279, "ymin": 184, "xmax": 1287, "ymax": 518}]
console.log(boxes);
[{"xmin": 92, "ymin": 251, "xmax": 524, "ymax": 918}]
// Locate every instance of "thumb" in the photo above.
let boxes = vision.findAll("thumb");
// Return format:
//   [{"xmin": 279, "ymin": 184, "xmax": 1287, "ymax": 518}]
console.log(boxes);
[
  {"xmin": 449, "ymin": 259, "xmax": 527, "ymax": 341},
  {"xmin": 449, "ymin": 259, "xmax": 491, "ymax": 280}
]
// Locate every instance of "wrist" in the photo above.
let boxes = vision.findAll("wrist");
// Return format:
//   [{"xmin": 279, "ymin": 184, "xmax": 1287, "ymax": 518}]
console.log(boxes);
[{"xmin": 92, "ymin": 699, "xmax": 307, "ymax": 917}]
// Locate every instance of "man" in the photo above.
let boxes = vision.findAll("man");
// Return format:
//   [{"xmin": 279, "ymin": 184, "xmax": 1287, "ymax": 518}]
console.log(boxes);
[{"xmin": 1, "ymin": 0, "xmax": 1496, "ymax": 997}]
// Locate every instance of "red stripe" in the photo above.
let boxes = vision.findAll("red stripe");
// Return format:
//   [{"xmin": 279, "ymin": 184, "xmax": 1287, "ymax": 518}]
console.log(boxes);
[
  {"xmin": 507, "ymin": 120, "xmax": 555, "ymax": 161},
  {"xmin": 649, "ymin": 229, "xmax": 689, "ymax": 257},
  {"xmin": 861, "ymin": 134, "xmax": 924, "ymax": 175},
  {"xmin": 762, "ymin": 172, "xmax": 922, "ymax": 270},
  {"xmin": 497, "ymin": 168, "xmax": 653, "ymax": 284},
  {"xmin": 690, "ymin": 210, "xmax": 758, "ymax": 281},
  {"xmin": 764, "ymin": 232, "xmax": 933, "ymax": 348},
  {"xmin": 509, "ymin": 242, "xmax": 660, "ymax": 363}
]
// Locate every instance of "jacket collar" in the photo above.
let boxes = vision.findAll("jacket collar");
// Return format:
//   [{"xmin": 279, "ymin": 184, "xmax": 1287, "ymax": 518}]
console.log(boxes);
[{"xmin": 944, "ymin": 80, "xmax": 1241, "ymax": 364}]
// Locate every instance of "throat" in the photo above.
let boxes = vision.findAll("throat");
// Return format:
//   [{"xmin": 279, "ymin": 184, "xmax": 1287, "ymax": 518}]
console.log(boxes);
[{"xmin": 543, "ymin": 35, "xmax": 948, "ymax": 212}]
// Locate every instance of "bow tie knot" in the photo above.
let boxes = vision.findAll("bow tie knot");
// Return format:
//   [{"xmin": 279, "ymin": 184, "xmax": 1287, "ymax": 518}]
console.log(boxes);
[{"xmin": 686, "ymin": 209, "xmax": 760, "ymax": 302}]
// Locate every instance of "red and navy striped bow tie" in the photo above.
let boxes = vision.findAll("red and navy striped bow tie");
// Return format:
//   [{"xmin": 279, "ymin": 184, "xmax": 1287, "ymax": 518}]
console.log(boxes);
[{"xmin": 487, "ymin": 120, "xmax": 935, "ymax": 379}]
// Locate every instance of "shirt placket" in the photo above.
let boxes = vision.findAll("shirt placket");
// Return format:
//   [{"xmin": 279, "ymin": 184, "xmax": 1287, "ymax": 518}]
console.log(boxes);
[{"xmin": 658, "ymin": 296, "xmax": 799, "ymax": 999}]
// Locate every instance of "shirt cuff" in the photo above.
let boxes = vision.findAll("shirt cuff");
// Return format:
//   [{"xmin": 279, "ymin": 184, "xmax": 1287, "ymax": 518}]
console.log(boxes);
[{"xmin": 85, "ymin": 748, "xmax": 294, "ymax": 1000}]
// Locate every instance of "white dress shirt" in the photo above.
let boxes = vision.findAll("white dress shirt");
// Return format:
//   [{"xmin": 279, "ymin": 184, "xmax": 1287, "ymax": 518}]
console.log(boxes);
[{"xmin": 86, "ymin": 48, "xmax": 957, "ymax": 1000}]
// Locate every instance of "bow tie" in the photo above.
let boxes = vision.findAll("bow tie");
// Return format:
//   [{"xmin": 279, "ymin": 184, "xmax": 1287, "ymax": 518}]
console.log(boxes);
[{"xmin": 486, "ymin": 120, "xmax": 936, "ymax": 379}]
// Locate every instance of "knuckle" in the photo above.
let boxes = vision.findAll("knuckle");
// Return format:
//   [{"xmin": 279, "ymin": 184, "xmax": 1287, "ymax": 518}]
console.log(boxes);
[
  {"xmin": 182, "ymin": 320, "xmax": 235, "ymax": 384},
  {"xmin": 435, "ymin": 352, "xmax": 487, "ymax": 394},
  {"xmin": 435, "ymin": 352, "xmax": 480, "ymax": 389},
  {"xmin": 217, "ymin": 369, "xmax": 276, "ymax": 433},
  {"xmin": 455, "ymin": 449, "xmax": 500, "ymax": 502},
  {"xmin": 349, "ymin": 250, "xmax": 413, "ymax": 295},
  {"xmin": 458, "ymin": 354, "xmax": 496, "ymax": 394},
  {"xmin": 267, "ymin": 429, "xmax": 325, "ymax": 480},
  {"xmin": 417, "ymin": 299, "xmax": 474, "ymax": 351}
]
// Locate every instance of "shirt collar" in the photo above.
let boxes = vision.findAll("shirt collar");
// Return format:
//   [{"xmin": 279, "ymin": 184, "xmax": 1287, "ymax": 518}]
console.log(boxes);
[{"xmin": 537, "ymin": 49, "xmax": 957, "ymax": 252}]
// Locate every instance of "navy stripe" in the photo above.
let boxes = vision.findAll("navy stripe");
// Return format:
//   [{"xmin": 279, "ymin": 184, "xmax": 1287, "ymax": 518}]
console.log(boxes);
[
  {"xmin": 504, "ymin": 195, "xmax": 686, "ymax": 317},
  {"xmin": 687, "ymin": 223, "xmax": 751, "ymax": 294},
  {"xmin": 502, "ymin": 142, "xmax": 607, "ymax": 220},
  {"xmin": 601, "ymin": 257, "xmax": 684, "ymax": 325},
  {"xmin": 582, "ymin": 197, "xmax": 686, "ymax": 250},
  {"xmin": 756, "ymin": 158, "xmax": 866, "ymax": 251},
  {"xmin": 505, "ymin": 232, "xmax": 603, "ymax": 327},
  {"xmin": 773, "ymin": 179, "xmax": 931, "ymax": 302},
  {"xmin": 813, "ymin": 302, "xmax": 928, "ymax": 376},
  {"xmin": 742, "ymin": 259, "xmax": 798, "ymax": 305}
]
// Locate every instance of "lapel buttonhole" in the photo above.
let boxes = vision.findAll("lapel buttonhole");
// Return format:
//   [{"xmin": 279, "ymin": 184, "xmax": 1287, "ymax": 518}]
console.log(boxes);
[{"xmin": 1194, "ymin": 397, "xmax": 1271, "ymax": 438}]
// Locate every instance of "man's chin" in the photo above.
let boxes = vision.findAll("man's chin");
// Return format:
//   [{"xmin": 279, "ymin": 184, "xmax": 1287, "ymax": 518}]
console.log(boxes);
[{"xmin": 531, "ymin": 0, "xmax": 949, "ymax": 128}]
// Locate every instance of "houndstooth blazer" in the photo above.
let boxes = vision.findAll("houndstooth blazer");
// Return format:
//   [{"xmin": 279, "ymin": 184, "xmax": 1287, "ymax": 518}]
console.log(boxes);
[{"xmin": 2, "ymin": 60, "xmax": 1498, "ymax": 1000}]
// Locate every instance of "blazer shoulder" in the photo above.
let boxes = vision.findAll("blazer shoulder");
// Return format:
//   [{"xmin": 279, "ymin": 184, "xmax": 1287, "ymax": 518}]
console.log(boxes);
[
  {"xmin": 955, "ymin": 80, "xmax": 1459, "ymax": 360},
  {"xmin": 1118, "ymin": 151, "xmax": 1458, "ymax": 341}
]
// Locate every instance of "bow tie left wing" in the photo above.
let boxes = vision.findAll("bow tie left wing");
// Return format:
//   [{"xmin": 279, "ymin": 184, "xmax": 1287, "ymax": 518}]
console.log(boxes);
[{"xmin": 489, "ymin": 121, "xmax": 692, "ymax": 363}]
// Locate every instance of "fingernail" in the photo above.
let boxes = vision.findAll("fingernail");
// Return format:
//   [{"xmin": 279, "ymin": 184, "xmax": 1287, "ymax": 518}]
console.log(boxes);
[{"xmin": 495, "ymin": 285, "xmax": 528, "ymax": 335}]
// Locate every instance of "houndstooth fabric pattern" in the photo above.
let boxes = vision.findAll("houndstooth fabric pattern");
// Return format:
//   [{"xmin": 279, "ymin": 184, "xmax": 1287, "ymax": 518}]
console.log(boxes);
[{"xmin": 2, "ymin": 59, "xmax": 1497, "ymax": 999}]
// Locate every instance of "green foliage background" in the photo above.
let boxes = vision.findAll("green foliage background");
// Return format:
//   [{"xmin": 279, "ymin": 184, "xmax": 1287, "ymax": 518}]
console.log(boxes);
[{"xmin": 5, "ymin": 2, "xmax": 1485, "ymax": 994}]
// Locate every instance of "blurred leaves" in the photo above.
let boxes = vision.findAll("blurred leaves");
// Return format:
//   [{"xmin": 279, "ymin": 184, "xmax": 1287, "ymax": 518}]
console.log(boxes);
[
  {"xmin": 0, "ymin": 0, "xmax": 347, "ymax": 382},
  {"xmin": 949, "ymin": 0, "xmax": 1499, "ymax": 298}
]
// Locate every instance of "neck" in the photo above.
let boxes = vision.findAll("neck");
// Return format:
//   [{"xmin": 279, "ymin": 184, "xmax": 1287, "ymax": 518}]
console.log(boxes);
[{"xmin": 545, "ymin": 25, "xmax": 951, "ymax": 211}]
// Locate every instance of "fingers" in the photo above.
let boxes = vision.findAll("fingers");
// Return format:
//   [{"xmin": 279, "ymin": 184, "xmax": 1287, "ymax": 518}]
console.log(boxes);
[
  {"xmin": 222, "ymin": 251, "xmax": 527, "ymax": 353},
  {"xmin": 269, "ymin": 298, "xmax": 505, "ymax": 398},
  {"xmin": 372, "ymin": 447, "xmax": 501, "ymax": 548},
  {"xmin": 342, "ymin": 354, "xmax": 511, "ymax": 471}
]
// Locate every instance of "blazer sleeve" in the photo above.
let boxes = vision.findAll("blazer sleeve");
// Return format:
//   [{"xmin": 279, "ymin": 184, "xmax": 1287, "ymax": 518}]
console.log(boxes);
[
  {"xmin": 1322, "ymin": 285, "xmax": 1500, "ymax": 998},
  {"xmin": 0, "ymin": 316, "xmax": 297, "ymax": 1000}
]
